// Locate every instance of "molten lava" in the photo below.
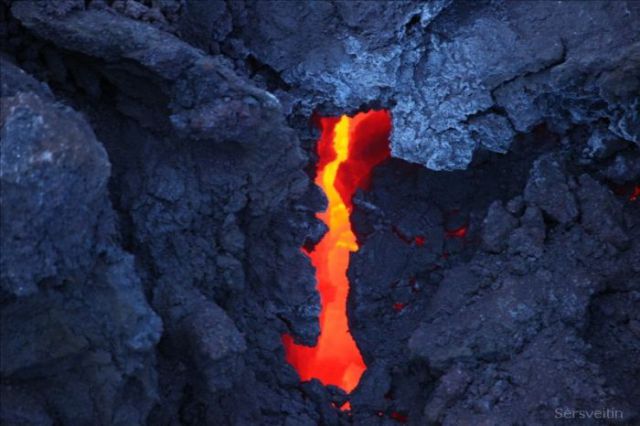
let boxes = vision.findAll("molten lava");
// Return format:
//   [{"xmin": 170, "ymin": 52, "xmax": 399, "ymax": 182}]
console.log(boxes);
[
  {"xmin": 283, "ymin": 110, "xmax": 391, "ymax": 393},
  {"xmin": 446, "ymin": 225, "xmax": 468, "ymax": 239}
]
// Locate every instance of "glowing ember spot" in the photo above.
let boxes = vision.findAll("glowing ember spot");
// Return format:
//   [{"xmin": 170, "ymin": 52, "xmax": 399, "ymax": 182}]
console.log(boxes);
[
  {"xmin": 376, "ymin": 410, "xmax": 409, "ymax": 423},
  {"xmin": 283, "ymin": 110, "xmax": 391, "ymax": 394},
  {"xmin": 390, "ymin": 411, "xmax": 409, "ymax": 423},
  {"xmin": 446, "ymin": 225, "xmax": 468, "ymax": 239},
  {"xmin": 392, "ymin": 302, "xmax": 406, "ymax": 312},
  {"xmin": 608, "ymin": 182, "xmax": 640, "ymax": 202},
  {"xmin": 414, "ymin": 235, "xmax": 426, "ymax": 246}
]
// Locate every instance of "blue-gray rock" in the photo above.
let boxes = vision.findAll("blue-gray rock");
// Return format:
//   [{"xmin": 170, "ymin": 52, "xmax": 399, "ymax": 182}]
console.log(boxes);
[{"xmin": 524, "ymin": 154, "xmax": 579, "ymax": 224}]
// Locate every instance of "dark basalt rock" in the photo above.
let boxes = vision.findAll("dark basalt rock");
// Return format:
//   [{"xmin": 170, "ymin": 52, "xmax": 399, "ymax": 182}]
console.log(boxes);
[
  {"xmin": 227, "ymin": 0, "xmax": 640, "ymax": 170},
  {"xmin": 0, "ymin": 56, "xmax": 162, "ymax": 424},
  {"xmin": 1, "ymin": 0, "xmax": 639, "ymax": 425},
  {"xmin": 524, "ymin": 153, "xmax": 579, "ymax": 225},
  {"xmin": 348, "ymin": 135, "xmax": 638, "ymax": 423},
  {"xmin": 1, "ymin": 59, "xmax": 110, "ymax": 296},
  {"xmin": 481, "ymin": 201, "xmax": 518, "ymax": 253},
  {"xmin": 576, "ymin": 174, "xmax": 630, "ymax": 250}
]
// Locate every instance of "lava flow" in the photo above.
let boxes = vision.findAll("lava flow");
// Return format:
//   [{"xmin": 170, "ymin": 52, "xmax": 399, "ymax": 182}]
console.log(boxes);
[{"xmin": 283, "ymin": 110, "xmax": 391, "ymax": 393}]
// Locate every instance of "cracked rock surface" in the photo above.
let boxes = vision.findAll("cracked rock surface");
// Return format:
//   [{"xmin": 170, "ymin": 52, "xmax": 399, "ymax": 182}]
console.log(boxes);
[
  {"xmin": 1, "ymin": 0, "xmax": 639, "ymax": 425},
  {"xmin": 229, "ymin": 0, "xmax": 639, "ymax": 170},
  {"xmin": 349, "ymin": 137, "xmax": 639, "ymax": 424}
]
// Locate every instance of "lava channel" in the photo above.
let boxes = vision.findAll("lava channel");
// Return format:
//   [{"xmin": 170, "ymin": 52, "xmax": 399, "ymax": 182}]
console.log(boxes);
[{"xmin": 283, "ymin": 110, "xmax": 391, "ymax": 393}]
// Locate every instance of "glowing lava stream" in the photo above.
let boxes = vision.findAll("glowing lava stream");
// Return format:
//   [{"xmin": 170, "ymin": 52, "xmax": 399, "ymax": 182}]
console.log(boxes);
[{"xmin": 283, "ymin": 110, "xmax": 391, "ymax": 394}]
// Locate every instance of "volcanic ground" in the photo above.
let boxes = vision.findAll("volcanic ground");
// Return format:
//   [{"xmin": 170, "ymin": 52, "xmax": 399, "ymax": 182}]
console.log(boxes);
[{"xmin": 1, "ymin": 1, "xmax": 639, "ymax": 425}]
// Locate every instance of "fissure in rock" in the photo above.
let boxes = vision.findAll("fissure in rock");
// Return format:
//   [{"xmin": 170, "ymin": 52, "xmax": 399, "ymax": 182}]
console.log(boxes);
[{"xmin": 283, "ymin": 110, "xmax": 391, "ymax": 393}]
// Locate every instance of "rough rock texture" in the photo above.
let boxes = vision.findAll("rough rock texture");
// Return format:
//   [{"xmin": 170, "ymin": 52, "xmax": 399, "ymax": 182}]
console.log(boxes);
[
  {"xmin": 1, "ymin": 0, "xmax": 639, "ymax": 425},
  {"xmin": 349, "ymin": 139, "xmax": 639, "ymax": 424},
  {"xmin": 1, "ymin": 60, "xmax": 109, "ymax": 296},
  {"xmin": 1, "ymin": 56, "xmax": 162, "ymax": 425},
  {"xmin": 481, "ymin": 201, "xmax": 518, "ymax": 253},
  {"xmin": 226, "ymin": 0, "xmax": 640, "ymax": 170},
  {"xmin": 524, "ymin": 153, "xmax": 579, "ymax": 224},
  {"xmin": 3, "ymin": 1, "xmax": 322, "ymax": 424}
]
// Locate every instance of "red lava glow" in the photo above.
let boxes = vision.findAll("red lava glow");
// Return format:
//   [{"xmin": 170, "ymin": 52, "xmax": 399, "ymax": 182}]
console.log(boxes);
[
  {"xmin": 608, "ymin": 182, "xmax": 640, "ymax": 202},
  {"xmin": 376, "ymin": 410, "xmax": 409, "ymax": 423},
  {"xmin": 392, "ymin": 302, "xmax": 406, "ymax": 312},
  {"xmin": 446, "ymin": 225, "xmax": 468, "ymax": 239},
  {"xmin": 390, "ymin": 411, "xmax": 409, "ymax": 423},
  {"xmin": 283, "ymin": 110, "xmax": 391, "ymax": 394}
]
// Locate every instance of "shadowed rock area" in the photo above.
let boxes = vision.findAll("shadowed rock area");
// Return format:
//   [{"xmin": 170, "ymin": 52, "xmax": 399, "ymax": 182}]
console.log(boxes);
[{"xmin": 1, "ymin": 0, "xmax": 639, "ymax": 425}]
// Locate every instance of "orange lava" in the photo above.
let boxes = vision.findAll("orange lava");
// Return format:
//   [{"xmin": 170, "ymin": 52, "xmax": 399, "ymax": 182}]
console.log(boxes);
[{"xmin": 283, "ymin": 110, "xmax": 391, "ymax": 393}]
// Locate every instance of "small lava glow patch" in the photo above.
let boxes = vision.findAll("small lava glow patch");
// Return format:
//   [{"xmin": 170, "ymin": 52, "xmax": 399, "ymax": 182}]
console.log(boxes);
[
  {"xmin": 446, "ymin": 225, "xmax": 468, "ymax": 239},
  {"xmin": 283, "ymin": 110, "xmax": 391, "ymax": 394}
]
